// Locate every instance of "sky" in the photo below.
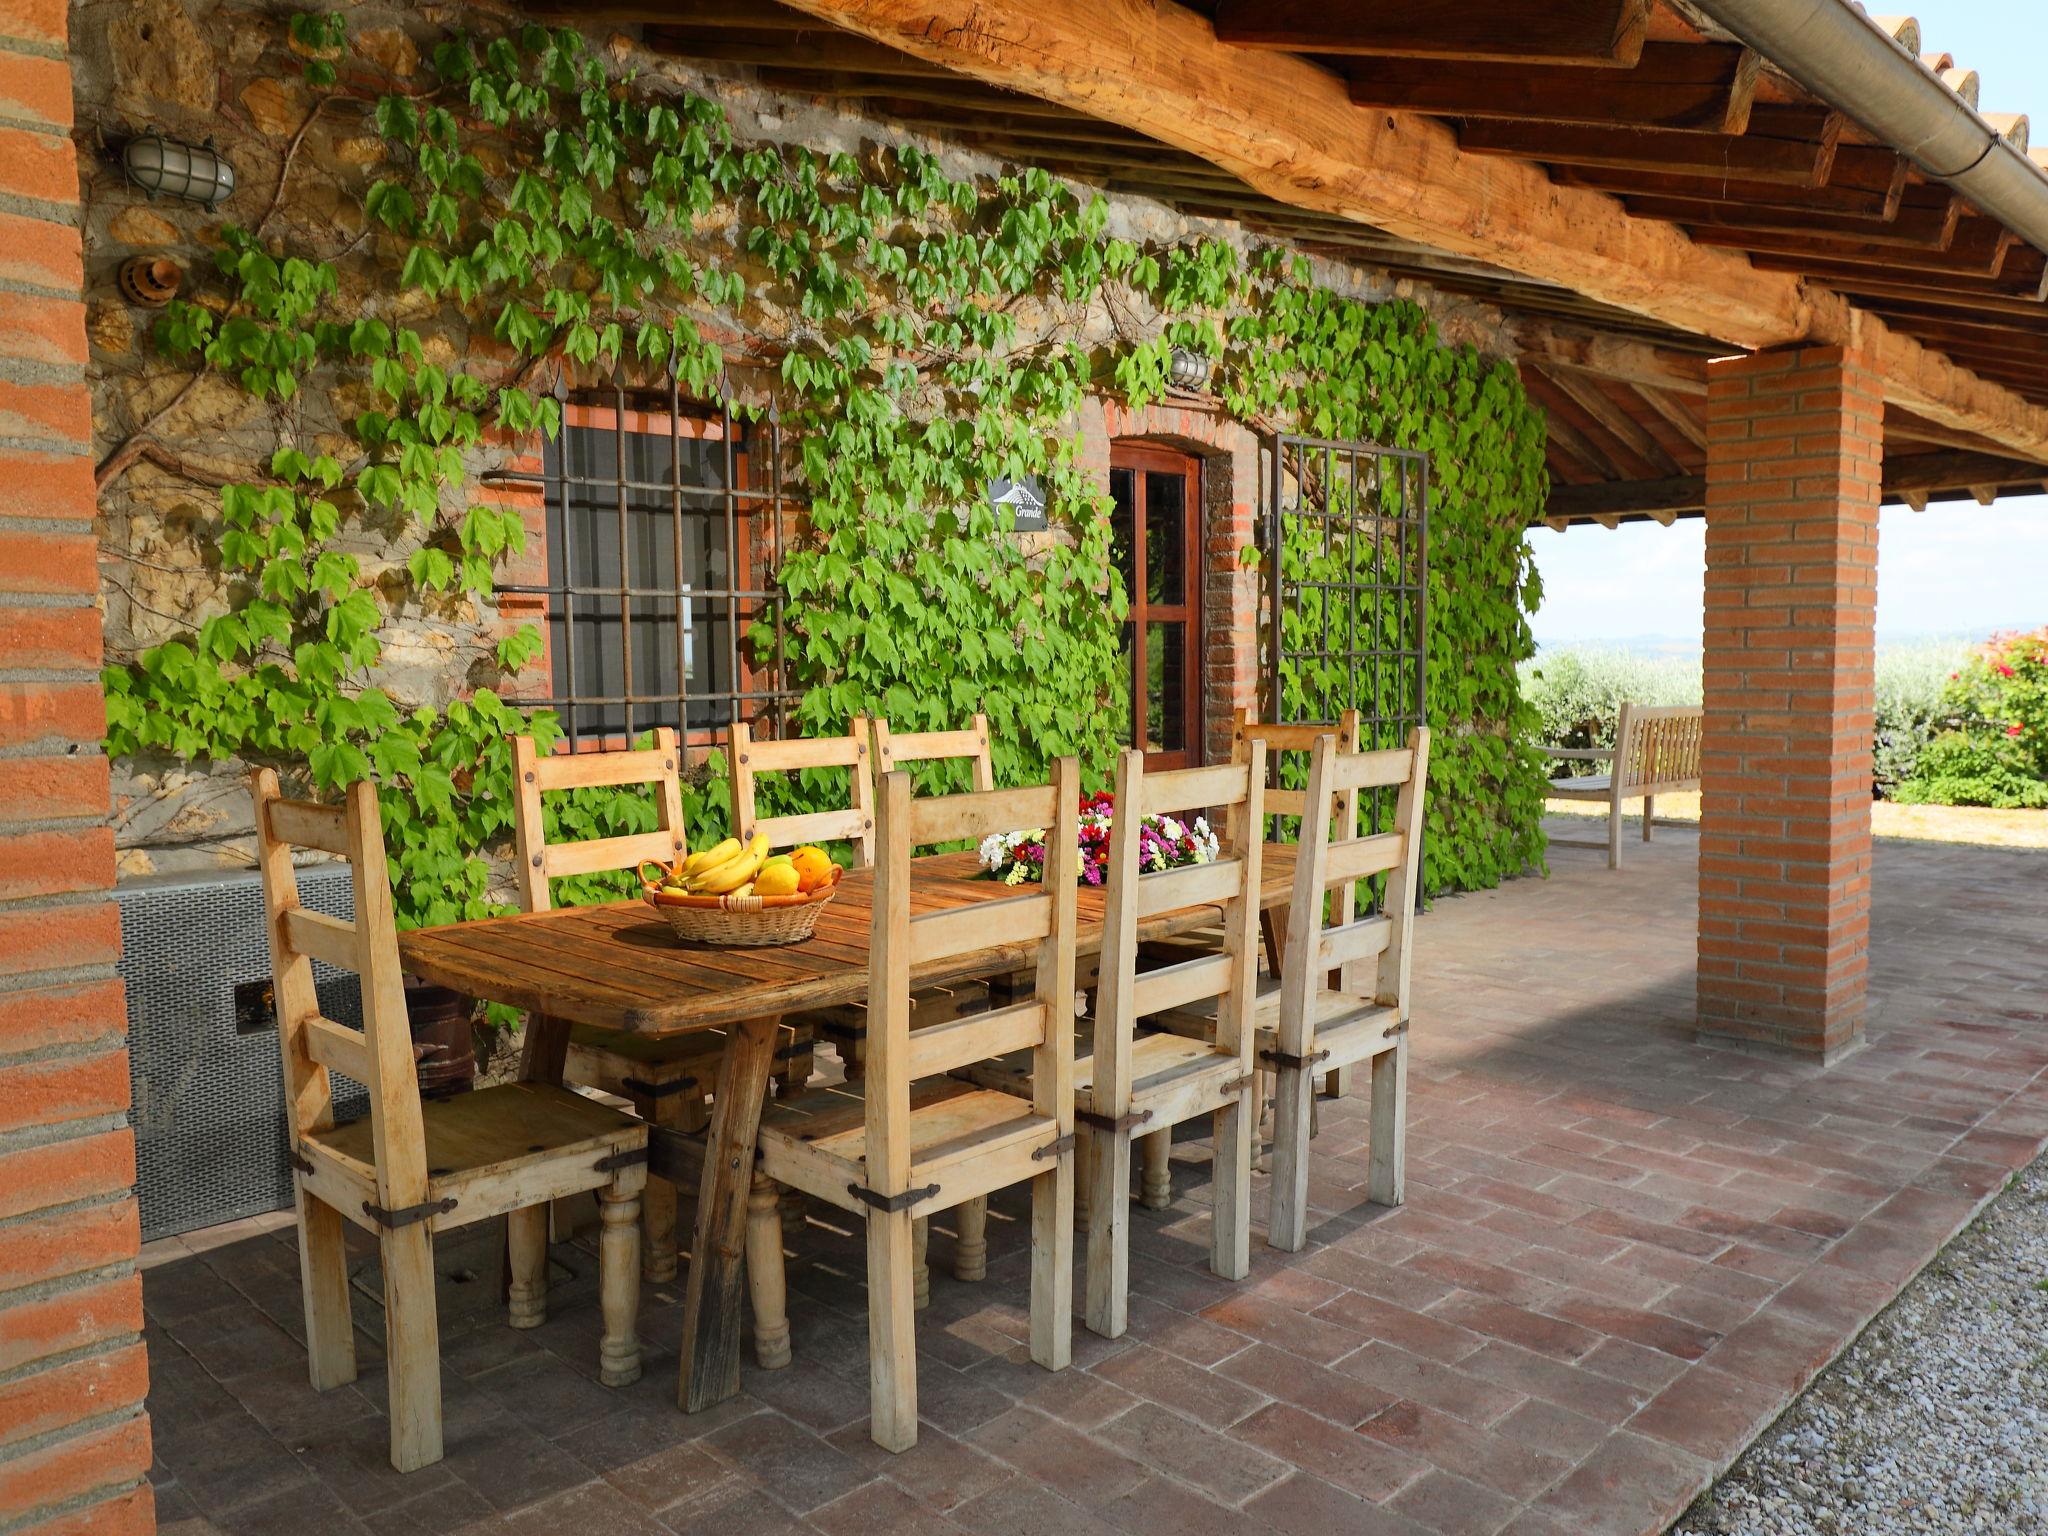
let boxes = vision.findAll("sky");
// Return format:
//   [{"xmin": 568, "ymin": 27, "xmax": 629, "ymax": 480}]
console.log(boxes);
[{"xmin": 1528, "ymin": 0, "xmax": 2048, "ymax": 649}]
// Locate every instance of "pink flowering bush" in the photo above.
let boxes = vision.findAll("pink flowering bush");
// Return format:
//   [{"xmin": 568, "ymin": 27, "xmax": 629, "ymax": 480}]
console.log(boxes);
[
  {"xmin": 978, "ymin": 790, "xmax": 1220, "ymax": 886},
  {"xmin": 1896, "ymin": 627, "xmax": 2048, "ymax": 808}
]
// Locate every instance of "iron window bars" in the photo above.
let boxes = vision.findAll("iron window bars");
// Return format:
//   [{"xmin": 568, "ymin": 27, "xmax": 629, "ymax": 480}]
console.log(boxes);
[
  {"xmin": 492, "ymin": 372, "xmax": 799, "ymax": 753},
  {"xmin": 1261, "ymin": 431, "xmax": 1430, "ymax": 886}
]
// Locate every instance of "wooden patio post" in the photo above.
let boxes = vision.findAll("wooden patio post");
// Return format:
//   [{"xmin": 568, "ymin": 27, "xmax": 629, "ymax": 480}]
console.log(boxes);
[{"xmin": 1697, "ymin": 345, "xmax": 1882, "ymax": 1062}]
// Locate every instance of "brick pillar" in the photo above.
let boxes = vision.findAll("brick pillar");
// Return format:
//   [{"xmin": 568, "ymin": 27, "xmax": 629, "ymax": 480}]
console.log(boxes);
[
  {"xmin": 1696, "ymin": 345, "xmax": 1882, "ymax": 1063},
  {"xmin": 0, "ymin": 4, "xmax": 155, "ymax": 1532}
]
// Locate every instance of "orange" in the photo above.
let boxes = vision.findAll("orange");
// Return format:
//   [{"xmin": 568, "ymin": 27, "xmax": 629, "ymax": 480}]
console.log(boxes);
[{"xmin": 791, "ymin": 845, "xmax": 834, "ymax": 893}]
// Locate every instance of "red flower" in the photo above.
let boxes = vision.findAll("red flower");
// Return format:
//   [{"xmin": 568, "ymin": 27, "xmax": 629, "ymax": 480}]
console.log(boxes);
[
  {"xmin": 1996, "ymin": 663, "xmax": 2017, "ymax": 679},
  {"xmin": 2008, "ymin": 724, "xmax": 2025, "ymax": 738}
]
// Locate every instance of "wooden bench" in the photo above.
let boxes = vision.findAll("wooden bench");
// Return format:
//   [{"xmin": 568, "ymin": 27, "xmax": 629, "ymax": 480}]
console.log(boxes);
[{"xmin": 1545, "ymin": 702, "xmax": 1703, "ymax": 869}]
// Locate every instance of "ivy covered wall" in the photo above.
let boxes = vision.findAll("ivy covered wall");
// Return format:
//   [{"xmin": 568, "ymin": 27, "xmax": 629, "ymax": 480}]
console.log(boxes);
[{"xmin": 79, "ymin": 3, "xmax": 1548, "ymax": 930}]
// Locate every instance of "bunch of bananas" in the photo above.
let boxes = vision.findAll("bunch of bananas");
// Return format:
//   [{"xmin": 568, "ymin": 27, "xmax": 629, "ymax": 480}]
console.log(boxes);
[{"xmin": 649, "ymin": 834, "xmax": 840, "ymax": 901}]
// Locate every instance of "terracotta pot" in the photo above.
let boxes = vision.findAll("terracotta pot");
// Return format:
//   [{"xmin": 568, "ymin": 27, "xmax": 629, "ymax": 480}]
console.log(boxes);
[{"xmin": 404, "ymin": 980, "xmax": 476, "ymax": 1098}]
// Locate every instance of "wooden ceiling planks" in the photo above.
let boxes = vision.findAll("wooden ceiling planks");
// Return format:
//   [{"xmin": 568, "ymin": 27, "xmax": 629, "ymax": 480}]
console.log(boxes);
[
  {"xmin": 1456, "ymin": 105, "xmax": 1840, "ymax": 185},
  {"xmin": 1342, "ymin": 44, "xmax": 1760, "ymax": 135},
  {"xmin": 1210, "ymin": 0, "xmax": 1652, "ymax": 67}
]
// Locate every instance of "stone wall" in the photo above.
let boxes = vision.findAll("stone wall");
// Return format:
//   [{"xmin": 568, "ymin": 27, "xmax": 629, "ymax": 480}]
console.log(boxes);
[{"xmin": 72, "ymin": 0, "xmax": 1519, "ymax": 882}]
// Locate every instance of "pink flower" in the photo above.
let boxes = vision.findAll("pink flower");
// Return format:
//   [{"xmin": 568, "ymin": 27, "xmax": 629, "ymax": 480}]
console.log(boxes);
[{"xmin": 1996, "ymin": 664, "xmax": 2017, "ymax": 679}]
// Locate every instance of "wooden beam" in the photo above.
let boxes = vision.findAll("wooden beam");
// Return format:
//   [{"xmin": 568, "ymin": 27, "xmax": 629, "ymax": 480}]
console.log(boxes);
[
  {"xmin": 1544, "ymin": 449, "xmax": 2048, "ymax": 522},
  {"xmin": 1621, "ymin": 193, "xmax": 1960, "ymax": 250},
  {"xmin": 1507, "ymin": 320, "xmax": 1713, "ymax": 394},
  {"xmin": 1521, "ymin": 373, "xmax": 1626, "ymax": 480},
  {"xmin": 768, "ymin": 0, "xmax": 2048, "ymax": 460},
  {"xmin": 1760, "ymin": 261, "xmax": 2048, "ymax": 305},
  {"xmin": 642, "ymin": 27, "xmax": 949, "ymax": 75},
  {"xmin": 1456, "ymin": 106, "xmax": 1840, "ymax": 186},
  {"xmin": 1554, "ymin": 159, "xmax": 1907, "ymax": 219},
  {"xmin": 1691, "ymin": 217, "xmax": 2016, "ymax": 279},
  {"xmin": 1636, "ymin": 384, "xmax": 1708, "ymax": 451},
  {"xmin": 1343, "ymin": 44, "xmax": 1760, "ymax": 135},
  {"xmin": 1211, "ymin": 0, "xmax": 1651, "ymax": 68},
  {"xmin": 1538, "ymin": 367, "xmax": 1685, "ymax": 476}
]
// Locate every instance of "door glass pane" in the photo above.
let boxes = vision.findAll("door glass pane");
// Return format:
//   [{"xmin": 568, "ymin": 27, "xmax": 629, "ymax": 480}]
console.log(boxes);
[
  {"xmin": 1145, "ymin": 472, "xmax": 1186, "ymax": 605},
  {"xmin": 1109, "ymin": 468, "xmax": 1137, "ymax": 600},
  {"xmin": 1146, "ymin": 621, "xmax": 1185, "ymax": 753}
]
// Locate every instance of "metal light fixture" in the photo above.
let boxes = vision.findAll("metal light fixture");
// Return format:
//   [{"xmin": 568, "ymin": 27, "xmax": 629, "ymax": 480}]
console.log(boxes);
[
  {"xmin": 122, "ymin": 132, "xmax": 236, "ymax": 208},
  {"xmin": 1168, "ymin": 346, "xmax": 1214, "ymax": 393}
]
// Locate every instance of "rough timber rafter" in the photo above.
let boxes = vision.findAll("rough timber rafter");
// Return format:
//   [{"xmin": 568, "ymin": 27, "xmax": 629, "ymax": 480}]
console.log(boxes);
[
  {"xmin": 1341, "ymin": 44, "xmax": 1761, "ymax": 135},
  {"xmin": 764, "ymin": 0, "xmax": 2048, "ymax": 461},
  {"xmin": 1211, "ymin": 0, "xmax": 1651, "ymax": 67}
]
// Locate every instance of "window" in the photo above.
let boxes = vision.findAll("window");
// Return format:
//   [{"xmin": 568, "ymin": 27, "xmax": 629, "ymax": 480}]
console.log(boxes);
[
  {"xmin": 1109, "ymin": 442, "xmax": 1204, "ymax": 770},
  {"xmin": 495, "ymin": 382, "xmax": 797, "ymax": 749}
]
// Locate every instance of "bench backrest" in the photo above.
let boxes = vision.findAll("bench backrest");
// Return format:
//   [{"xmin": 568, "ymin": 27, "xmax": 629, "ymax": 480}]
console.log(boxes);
[
  {"xmin": 251, "ymin": 771, "xmax": 426, "ymax": 1213},
  {"xmin": 730, "ymin": 719, "xmax": 876, "ymax": 865},
  {"xmin": 509, "ymin": 728, "xmax": 688, "ymax": 912},
  {"xmin": 1616, "ymin": 704, "xmax": 1704, "ymax": 795}
]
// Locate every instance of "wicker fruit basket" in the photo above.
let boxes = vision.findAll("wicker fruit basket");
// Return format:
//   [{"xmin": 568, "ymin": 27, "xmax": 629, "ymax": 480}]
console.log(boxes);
[{"xmin": 641, "ymin": 875, "xmax": 838, "ymax": 947}]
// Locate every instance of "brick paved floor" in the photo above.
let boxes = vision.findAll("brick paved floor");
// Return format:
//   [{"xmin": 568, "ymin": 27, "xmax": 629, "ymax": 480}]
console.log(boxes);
[{"xmin": 143, "ymin": 818, "xmax": 2048, "ymax": 1536}]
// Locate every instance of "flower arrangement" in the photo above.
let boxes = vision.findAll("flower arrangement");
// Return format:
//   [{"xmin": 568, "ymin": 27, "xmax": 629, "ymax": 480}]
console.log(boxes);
[{"xmin": 977, "ymin": 790, "xmax": 1221, "ymax": 886}]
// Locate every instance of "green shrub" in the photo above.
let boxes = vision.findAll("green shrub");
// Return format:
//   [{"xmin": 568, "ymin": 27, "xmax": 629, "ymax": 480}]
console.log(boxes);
[
  {"xmin": 1894, "ymin": 730, "xmax": 2048, "ymax": 810},
  {"xmin": 1936, "ymin": 627, "xmax": 2048, "ymax": 779},
  {"xmin": 1516, "ymin": 648, "xmax": 1698, "ymax": 749},
  {"xmin": 1873, "ymin": 639, "xmax": 1971, "ymax": 792}
]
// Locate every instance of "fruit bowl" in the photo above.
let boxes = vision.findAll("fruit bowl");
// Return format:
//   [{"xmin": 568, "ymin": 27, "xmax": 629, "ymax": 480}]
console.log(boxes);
[{"xmin": 640, "ymin": 865, "xmax": 841, "ymax": 947}]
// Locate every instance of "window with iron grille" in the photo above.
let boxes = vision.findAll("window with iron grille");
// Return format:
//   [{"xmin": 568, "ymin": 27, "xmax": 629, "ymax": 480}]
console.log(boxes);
[{"xmin": 494, "ymin": 379, "xmax": 797, "ymax": 750}]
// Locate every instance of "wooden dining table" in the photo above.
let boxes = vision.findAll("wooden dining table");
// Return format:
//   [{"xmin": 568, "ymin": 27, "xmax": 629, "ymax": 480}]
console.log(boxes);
[{"xmin": 397, "ymin": 844, "xmax": 1301, "ymax": 1413}]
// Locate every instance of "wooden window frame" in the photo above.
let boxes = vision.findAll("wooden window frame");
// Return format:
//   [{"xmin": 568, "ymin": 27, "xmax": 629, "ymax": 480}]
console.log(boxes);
[{"xmin": 1110, "ymin": 440, "xmax": 1206, "ymax": 771}]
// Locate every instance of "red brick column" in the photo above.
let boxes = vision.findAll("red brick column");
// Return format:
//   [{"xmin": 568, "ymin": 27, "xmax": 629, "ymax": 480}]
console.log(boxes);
[
  {"xmin": 1696, "ymin": 345, "xmax": 1882, "ymax": 1062},
  {"xmin": 0, "ymin": 5, "xmax": 154, "ymax": 1532}
]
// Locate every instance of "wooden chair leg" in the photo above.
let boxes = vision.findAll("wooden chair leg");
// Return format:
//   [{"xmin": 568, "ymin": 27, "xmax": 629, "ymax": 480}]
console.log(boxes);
[
  {"xmin": 378, "ymin": 1224, "xmax": 442, "ymax": 1473},
  {"xmin": 1607, "ymin": 800, "xmax": 1624, "ymax": 869},
  {"xmin": 1322, "ymin": 1064, "xmax": 1353, "ymax": 1099},
  {"xmin": 1029, "ymin": 1156, "xmax": 1073, "ymax": 1372},
  {"xmin": 1367, "ymin": 1038, "xmax": 1409, "ymax": 1208},
  {"xmin": 1268, "ymin": 1060, "xmax": 1314, "ymax": 1253},
  {"xmin": 1210, "ymin": 1087, "xmax": 1253, "ymax": 1282},
  {"xmin": 866, "ymin": 1207, "xmax": 919, "ymax": 1453},
  {"xmin": 953, "ymin": 1197, "xmax": 988, "ymax": 1282},
  {"xmin": 1643, "ymin": 793, "xmax": 1655, "ymax": 842},
  {"xmin": 597, "ymin": 1181, "xmax": 643, "ymax": 1387},
  {"xmin": 637, "ymin": 1090, "xmax": 680, "ymax": 1285},
  {"xmin": 506, "ymin": 1203, "xmax": 548, "ymax": 1329},
  {"xmin": 746, "ymin": 1169, "xmax": 792, "ymax": 1368},
  {"xmin": 296, "ymin": 1190, "xmax": 356, "ymax": 1390},
  {"xmin": 1138, "ymin": 1128, "xmax": 1171, "ymax": 1210},
  {"xmin": 912, "ymin": 1216, "xmax": 931, "ymax": 1310},
  {"xmin": 1073, "ymin": 1128, "xmax": 1094, "ymax": 1226},
  {"xmin": 1083, "ymin": 1124, "xmax": 1131, "ymax": 1339}
]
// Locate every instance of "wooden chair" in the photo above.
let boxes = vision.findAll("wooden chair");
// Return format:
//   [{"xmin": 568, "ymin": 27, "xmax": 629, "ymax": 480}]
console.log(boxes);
[
  {"xmin": 731, "ymin": 716, "xmax": 877, "ymax": 866},
  {"xmin": 510, "ymin": 726, "xmax": 769, "ymax": 1282},
  {"xmin": 1148, "ymin": 709, "xmax": 1363, "ymax": 1105},
  {"xmin": 1040, "ymin": 749, "xmax": 1265, "ymax": 1339},
  {"xmin": 812, "ymin": 713, "xmax": 998, "ymax": 1085},
  {"xmin": 1263, "ymin": 727, "xmax": 1430, "ymax": 1250},
  {"xmin": 1544, "ymin": 702, "xmax": 1703, "ymax": 869},
  {"xmin": 743, "ymin": 762, "xmax": 1080, "ymax": 1452},
  {"xmin": 253, "ymin": 771, "xmax": 647, "ymax": 1473}
]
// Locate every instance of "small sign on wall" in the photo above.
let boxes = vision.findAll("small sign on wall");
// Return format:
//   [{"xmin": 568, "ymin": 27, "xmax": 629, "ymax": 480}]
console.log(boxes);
[{"xmin": 988, "ymin": 474, "xmax": 1048, "ymax": 531}]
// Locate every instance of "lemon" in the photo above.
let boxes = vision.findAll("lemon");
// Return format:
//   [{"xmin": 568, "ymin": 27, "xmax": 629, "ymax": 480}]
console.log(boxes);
[{"xmin": 754, "ymin": 862, "xmax": 803, "ymax": 897}]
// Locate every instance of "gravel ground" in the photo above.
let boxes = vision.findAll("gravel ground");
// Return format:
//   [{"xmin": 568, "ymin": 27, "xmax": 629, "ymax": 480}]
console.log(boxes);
[
  {"xmin": 1546, "ymin": 794, "xmax": 2048, "ymax": 851},
  {"xmin": 1673, "ymin": 1157, "xmax": 2048, "ymax": 1535}
]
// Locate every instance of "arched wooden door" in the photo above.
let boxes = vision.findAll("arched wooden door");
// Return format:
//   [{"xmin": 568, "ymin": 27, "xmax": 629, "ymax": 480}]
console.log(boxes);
[{"xmin": 1109, "ymin": 442, "xmax": 1204, "ymax": 770}]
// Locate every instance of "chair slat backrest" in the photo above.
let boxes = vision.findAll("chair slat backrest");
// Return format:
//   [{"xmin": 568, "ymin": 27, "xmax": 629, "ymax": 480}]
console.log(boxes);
[
  {"xmin": 730, "ymin": 719, "xmax": 875, "ymax": 865},
  {"xmin": 510, "ymin": 728, "xmax": 688, "ymax": 913},
  {"xmin": 1276, "ymin": 729, "xmax": 1431, "ymax": 1046},
  {"xmin": 252, "ymin": 770, "xmax": 427, "ymax": 1212},
  {"xmin": 1231, "ymin": 708, "xmax": 1362, "ymax": 827},
  {"xmin": 1092, "ymin": 748, "xmax": 1265, "ymax": 1115},
  {"xmin": 1616, "ymin": 704, "xmax": 1704, "ymax": 795},
  {"xmin": 873, "ymin": 713, "xmax": 994, "ymax": 793},
  {"xmin": 866, "ymin": 763, "xmax": 1080, "ymax": 1198}
]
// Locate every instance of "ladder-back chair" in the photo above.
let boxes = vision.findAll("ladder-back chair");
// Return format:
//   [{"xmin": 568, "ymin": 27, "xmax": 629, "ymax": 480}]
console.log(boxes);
[
  {"xmin": 1265, "ymin": 727, "xmax": 1430, "ymax": 1250},
  {"xmin": 254, "ymin": 771, "xmax": 647, "ymax": 1473},
  {"xmin": 744, "ymin": 762, "xmax": 1080, "ymax": 1452},
  {"xmin": 730, "ymin": 716, "xmax": 877, "ymax": 866},
  {"xmin": 1079, "ymin": 748, "xmax": 1265, "ymax": 1338},
  {"xmin": 510, "ymin": 727, "xmax": 787, "ymax": 1282}
]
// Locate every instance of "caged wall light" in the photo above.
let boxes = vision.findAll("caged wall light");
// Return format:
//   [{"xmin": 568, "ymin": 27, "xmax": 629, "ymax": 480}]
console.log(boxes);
[{"xmin": 121, "ymin": 132, "xmax": 236, "ymax": 208}]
